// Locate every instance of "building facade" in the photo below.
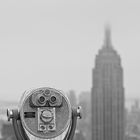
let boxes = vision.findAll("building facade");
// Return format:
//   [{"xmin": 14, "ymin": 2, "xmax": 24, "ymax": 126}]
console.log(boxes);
[
  {"xmin": 91, "ymin": 26, "xmax": 124, "ymax": 140},
  {"xmin": 78, "ymin": 91, "xmax": 92, "ymax": 140},
  {"xmin": 67, "ymin": 90, "xmax": 77, "ymax": 107}
]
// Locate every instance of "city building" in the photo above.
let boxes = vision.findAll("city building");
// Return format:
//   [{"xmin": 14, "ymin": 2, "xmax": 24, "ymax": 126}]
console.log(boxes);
[
  {"xmin": 126, "ymin": 100, "xmax": 140, "ymax": 138},
  {"xmin": 78, "ymin": 91, "xmax": 92, "ymax": 140},
  {"xmin": 0, "ymin": 101, "xmax": 17, "ymax": 139},
  {"xmin": 91, "ymin": 25, "xmax": 125, "ymax": 140},
  {"xmin": 67, "ymin": 90, "xmax": 77, "ymax": 107}
]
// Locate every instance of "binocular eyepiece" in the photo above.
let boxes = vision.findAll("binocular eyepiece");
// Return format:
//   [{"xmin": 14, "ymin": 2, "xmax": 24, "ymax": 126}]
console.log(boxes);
[
  {"xmin": 30, "ymin": 88, "xmax": 62, "ymax": 108},
  {"xmin": 7, "ymin": 87, "xmax": 82, "ymax": 140}
]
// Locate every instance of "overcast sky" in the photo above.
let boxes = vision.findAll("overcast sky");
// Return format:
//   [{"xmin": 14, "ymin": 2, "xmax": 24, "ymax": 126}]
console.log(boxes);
[{"xmin": 0, "ymin": 0, "xmax": 140, "ymax": 101}]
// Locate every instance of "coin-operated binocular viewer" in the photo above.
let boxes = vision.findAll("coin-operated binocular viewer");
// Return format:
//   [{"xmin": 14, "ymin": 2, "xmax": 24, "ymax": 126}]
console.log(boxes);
[{"xmin": 7, "ymin": 87, "xmax": 82, "ymax": 140}]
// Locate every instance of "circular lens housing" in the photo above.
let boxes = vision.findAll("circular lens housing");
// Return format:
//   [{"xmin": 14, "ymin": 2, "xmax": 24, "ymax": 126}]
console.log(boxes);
[
  {"xmin": 50, "ymin": 96, "xmax": 57, "ymax": 103},
  {"xmin": 44, "ymin": 89, "xmax": 50, "ymax": 96},
  {"xmin": 38, "ymin": 96, "xmax": 46, "ymax": 104}
]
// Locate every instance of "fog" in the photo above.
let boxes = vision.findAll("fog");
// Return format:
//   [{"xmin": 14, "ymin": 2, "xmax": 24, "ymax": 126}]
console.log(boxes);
[{"xmin": 0, "ymin": 0, "xmax": 139, "ymax": 101}]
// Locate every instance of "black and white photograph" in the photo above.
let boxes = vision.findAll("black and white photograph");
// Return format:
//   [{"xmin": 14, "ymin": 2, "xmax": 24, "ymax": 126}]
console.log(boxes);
[{"xmin": 0, "ymin": 0, "xmax": 139, "ymax": 140}]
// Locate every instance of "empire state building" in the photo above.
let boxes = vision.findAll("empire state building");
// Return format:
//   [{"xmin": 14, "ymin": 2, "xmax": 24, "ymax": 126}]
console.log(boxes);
[{"xmin": 91, "ymin": 26, "xmax": 124, "ymax": 140}]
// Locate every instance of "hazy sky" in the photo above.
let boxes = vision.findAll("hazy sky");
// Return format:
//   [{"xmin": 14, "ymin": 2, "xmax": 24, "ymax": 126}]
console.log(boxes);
[{"xmin": 0, "ymin": 0, "xmax": 140, "ymax": 101}]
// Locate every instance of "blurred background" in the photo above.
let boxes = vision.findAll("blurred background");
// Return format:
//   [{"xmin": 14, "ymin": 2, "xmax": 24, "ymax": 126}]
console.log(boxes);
[{"xmin": 0, "ymin": 0, "xmax": 140, "ymax": 140}]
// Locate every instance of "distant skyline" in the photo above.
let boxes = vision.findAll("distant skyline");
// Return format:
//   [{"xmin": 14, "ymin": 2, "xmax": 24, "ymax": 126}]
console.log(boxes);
[{"xmin": 0, "ymin": 0, "xmax": 140, "ymax": 101}]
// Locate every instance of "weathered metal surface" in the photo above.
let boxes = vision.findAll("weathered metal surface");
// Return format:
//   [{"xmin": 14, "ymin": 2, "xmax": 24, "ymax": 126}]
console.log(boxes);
[{"xmin": 19, "ymin": 87, "xmax": 71, "ymax": 139}]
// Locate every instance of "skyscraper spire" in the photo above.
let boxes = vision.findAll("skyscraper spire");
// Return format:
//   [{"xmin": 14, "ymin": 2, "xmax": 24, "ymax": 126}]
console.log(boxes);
[
  {"xmin": 92, "ymin": 26, "xmax": 124, "ymax": 140},
  {"xmin": 104, "ymin": 24, "xmax": 112, "ymax": 48}
]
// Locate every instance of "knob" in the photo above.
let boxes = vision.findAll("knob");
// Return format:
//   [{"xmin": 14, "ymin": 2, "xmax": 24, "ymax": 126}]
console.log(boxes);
[
  {"xmin": 7, "ymin": 109, "xmax": 13, "ymax": 121},
  {"xmin": 41, "ymin": 110, "xmax": 53, "ymax": 123},
  {"xmin": 77, "ymin": 106, "xmax": 82, "ymax": 119}
]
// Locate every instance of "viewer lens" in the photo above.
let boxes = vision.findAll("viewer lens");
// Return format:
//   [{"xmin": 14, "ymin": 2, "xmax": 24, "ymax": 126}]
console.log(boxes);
[
  {"xmin": 38, "ymin": 96, "xmax": 45, "ymax": 104},
  {"xmin": 50, "ymin": 96, "xmax": 56, "ymax": 103}
]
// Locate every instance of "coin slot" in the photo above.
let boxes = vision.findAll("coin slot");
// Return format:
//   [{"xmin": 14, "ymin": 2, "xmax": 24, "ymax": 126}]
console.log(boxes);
[{"xmin": 24, "ymin": 112, "xmax": 35, "ymax": 118}]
